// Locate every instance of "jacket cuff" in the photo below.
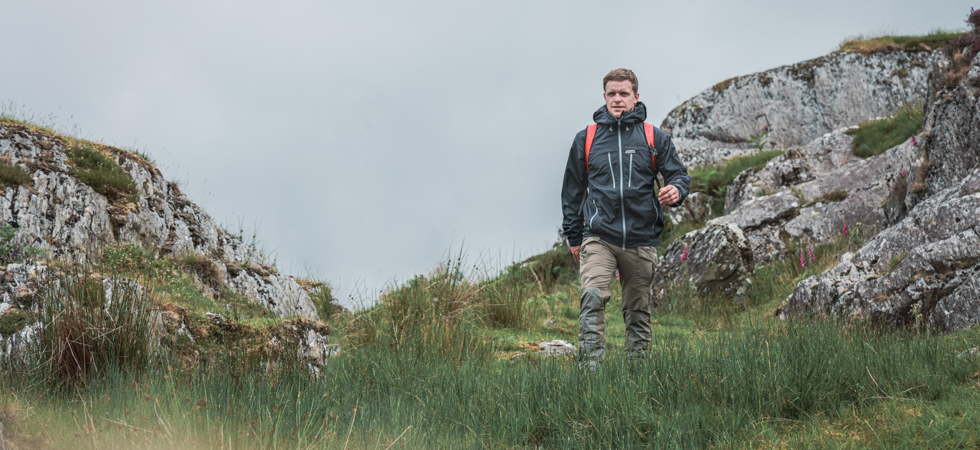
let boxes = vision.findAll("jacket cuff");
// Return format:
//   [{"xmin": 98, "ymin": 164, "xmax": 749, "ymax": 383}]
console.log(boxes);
[{"xmin": 567, "ymin": 236, "xmax": 583, "ymax": 247}]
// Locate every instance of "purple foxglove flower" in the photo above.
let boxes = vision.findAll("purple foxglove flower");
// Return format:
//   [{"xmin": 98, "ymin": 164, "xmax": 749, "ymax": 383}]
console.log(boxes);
[
  {"xmin": 901, "ymin": 169, "xmax": 906, "ymax": 177},
  {"xmin": 911, "ymin": 136, "xmax": 917, "ymax": 146},
  {"xmin": 808, "ymin": 247, "xmax": 814, "ymax": 263},
  {"xmin": 843, "ymin": 223, "xmax": 849, "ymax": 237},
  {"xmin": 800, "ymin": 249, "xmax": 805, "ymax": 268}
]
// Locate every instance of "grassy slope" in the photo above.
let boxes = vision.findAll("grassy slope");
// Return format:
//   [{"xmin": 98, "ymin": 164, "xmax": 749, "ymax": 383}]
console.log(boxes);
[{"xmin": 2, "ymin": 233, "xmax": 979, "ymax": 449}]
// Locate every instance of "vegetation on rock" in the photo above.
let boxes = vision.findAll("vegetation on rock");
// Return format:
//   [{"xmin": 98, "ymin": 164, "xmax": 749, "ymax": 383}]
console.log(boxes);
[
  {"xmin": 0, "ymin": 157, "xmax": 33, "ymax": 189},
  {"xmin": 837, "ymin": 30, "xmax": 961, "ymax": 54},
  {"xmin": 847, "ymin": 104, "xmax": 923, "ymax": 158},
  {"xmin": 687, "ymin": 149, "xmax": 784, "ymax": 215},
  {"xmin": 64, "ymin": 141, "xmax": 138, "ymax": 204}
]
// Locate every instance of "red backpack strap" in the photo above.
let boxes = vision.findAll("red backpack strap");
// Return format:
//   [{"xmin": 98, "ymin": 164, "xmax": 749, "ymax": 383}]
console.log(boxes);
[
  {"xmin": 644, "ymin": 122, "xmax": 656, "ymax": 170},
  {"xmin": 585, "ymin": 124, "xmax": 598, "ymax": 174}
]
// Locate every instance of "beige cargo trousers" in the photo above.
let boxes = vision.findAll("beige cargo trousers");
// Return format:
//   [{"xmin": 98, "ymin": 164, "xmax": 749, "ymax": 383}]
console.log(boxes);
[{"xmin": 578, "ymin": 236, "xmax": 657, "ymax": 367}]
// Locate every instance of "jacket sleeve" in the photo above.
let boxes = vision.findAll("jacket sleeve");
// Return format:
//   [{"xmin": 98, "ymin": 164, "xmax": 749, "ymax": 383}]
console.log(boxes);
[
  {"xmin": 561, "ymin": 130, "xmax": 588, "ymax": 247},
  {"xmin": 655, "ymin": 129, "xmax": 691, "ymax": 205}
]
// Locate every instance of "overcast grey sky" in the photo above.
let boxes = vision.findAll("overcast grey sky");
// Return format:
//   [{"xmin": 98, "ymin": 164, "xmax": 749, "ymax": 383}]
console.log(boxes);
[{"xmin": 2, "ymin": 0, "xmax": 974, "ymax": 305}]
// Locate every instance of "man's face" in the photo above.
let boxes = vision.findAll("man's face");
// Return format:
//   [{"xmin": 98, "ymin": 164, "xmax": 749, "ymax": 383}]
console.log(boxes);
[{"xmin": 604, "ymin": 80, "xmax": 639, "ymax": 119}]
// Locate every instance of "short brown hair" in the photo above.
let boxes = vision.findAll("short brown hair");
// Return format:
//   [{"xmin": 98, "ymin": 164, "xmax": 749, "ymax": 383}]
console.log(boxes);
[{"xmin": 603, "ymin": 68, "xmax": 638, "ymax": 93}]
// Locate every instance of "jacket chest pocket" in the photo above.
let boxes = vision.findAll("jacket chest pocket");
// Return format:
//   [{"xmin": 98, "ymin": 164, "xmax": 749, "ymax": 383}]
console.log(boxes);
[
  {"xmin": 589, "ymin": 150, "xmax": 620, "ymax": 189},
  {"xmin": 623, "ymin": 148, "xmax": 655, "ymax": 188}
]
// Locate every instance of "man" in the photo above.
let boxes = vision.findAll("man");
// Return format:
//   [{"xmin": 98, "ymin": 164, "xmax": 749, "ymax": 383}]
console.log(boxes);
[{"xmin": 560, "ymin": 68, "xmax": 690, "ymax": 368}]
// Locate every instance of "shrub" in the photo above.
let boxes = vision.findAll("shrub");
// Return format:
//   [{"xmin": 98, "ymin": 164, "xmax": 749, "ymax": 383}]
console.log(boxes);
[
  {"xmin": 174, "ymin": 251, "xmax": 224, "ymax": 290},
  {"xmin": 0, "ymin": 159, "xmax": 32, "ymax": 188},
  {"xmin": 0, "ymin": 225, "xmax": 44, "ymax": 264},
  {"xmin": 64, "ymin": 141, "xmax": 137, "ymax": 203},
  {"xmin": 848, "ymin": 104, "xmax": 923, "ymax": 158}
]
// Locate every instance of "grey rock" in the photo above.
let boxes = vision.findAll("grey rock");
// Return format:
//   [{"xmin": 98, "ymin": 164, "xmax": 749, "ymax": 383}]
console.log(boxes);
[
  {"xmin": 536, "ymin": 340, "xmax": 576, "ymax": 357},
  {"xmin": 712, "ymin": 191, "xmax": 800, "ymax": 231},
  {"xmin": 297, "ymin": 326, "xmax": 335, "ymax": 365},
  {"xmin": 0, "ymin": 320, "xmax": 40, "ymax": 361},
  {"xmin": 654, "ymin": 223, "xmax": 754, "ymax": 298},
  {"xmin": 663, "ymin": 50, "xmax": 938, "ymax": 167}
]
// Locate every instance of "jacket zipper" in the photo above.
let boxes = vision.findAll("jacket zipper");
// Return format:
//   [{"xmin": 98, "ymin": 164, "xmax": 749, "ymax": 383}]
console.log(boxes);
[
  {"xmin": 617, "ymin": 120, "xmax": 626, "ymax": 249},
  {"xmin": 607, "ymin": 154, "xmax": 615, "ymax": 189},
  {"xmin": 628, "ymin": 154, "xmax": 633, "ymax": 187},
  {"xmin": 589, "ymin": 199, "xmax": 599, "ymax": 229}
]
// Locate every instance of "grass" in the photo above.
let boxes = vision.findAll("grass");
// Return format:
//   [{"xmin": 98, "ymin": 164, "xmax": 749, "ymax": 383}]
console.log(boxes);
[
  {"xmin": 5, "ymin": 222, "xmax": 980, "ymax": 449},
  {"xmin": 837, "ymin": 30, "xmax": 962, "ymax": 54},
  {"xmin": 688, "ymin": 149, "xmax": 784, "ymax": 216},
  {"xmin": 848, "ymin": 104, "xmax": 923, "ymax": 158}
]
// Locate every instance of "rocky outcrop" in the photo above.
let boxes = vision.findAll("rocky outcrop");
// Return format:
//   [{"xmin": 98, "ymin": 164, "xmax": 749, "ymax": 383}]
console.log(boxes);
[
  {"xmin": 664, "ymin": 50, "xmax": 938, "ymax": 167},
  {"xmin": 653, "ymin": 223, "xmax": 754, "ymax": 299},
  {"xmin": 782, "ymin": 51, "xmax": 980, "ymax": 332},
  {"xmin": 784, "ymin": 169, "xmax": 980, "ymax": 332},
  {"xmin": 0, "ymin": 123, "xmax": 319, "ymax": 321}
]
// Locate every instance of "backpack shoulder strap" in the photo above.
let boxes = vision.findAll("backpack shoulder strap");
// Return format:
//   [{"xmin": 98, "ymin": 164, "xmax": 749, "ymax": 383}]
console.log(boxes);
[
  {"xmin": 644, "ymin": 122, "xmax": 657, "ymax": 171},
  {"xmin": 585, "ymin": 124, "xmax": 597, "ymax": 174},
  {"xmin": 644, "ymin": 122, "xmax": 655, "ymax": 149}
]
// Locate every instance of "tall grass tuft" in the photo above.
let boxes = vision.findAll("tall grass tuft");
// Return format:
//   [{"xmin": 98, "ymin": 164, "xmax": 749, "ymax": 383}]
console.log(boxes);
[
  {"xmin": 345, "ymin": 254, "xmax": 490, "ymax": 363},
  {"xmin": 29, "ymin": 268, "xmax": 157, "ymax": 389}
]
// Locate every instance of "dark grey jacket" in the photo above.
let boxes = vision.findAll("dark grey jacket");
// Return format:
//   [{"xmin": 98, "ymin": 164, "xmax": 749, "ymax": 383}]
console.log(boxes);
[{"xmin": 561, "ymin": 102, "xmax": 690, "ymax": 248}]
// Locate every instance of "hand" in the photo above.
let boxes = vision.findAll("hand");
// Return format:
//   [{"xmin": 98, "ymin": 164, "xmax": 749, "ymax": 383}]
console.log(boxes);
[
  {"xmin": 570, "ymin": 245, "xmax": 581, "ymax": 263},
  {"xmin": 658, "ymin": 185, "xmax": 679, "ymax": 206}
]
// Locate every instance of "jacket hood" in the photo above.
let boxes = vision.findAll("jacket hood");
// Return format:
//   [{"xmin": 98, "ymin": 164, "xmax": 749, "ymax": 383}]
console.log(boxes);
[{"xmin": 593, "ymin": 101, "xmax": 648, "ymax": 125}]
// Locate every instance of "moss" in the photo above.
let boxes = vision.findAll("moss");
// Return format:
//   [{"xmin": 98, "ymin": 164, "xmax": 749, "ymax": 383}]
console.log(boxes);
[
  {"xmin": 0, "ymin": 308, "xmax": 30, "ymax": 336},
  {"xmin": 804, "ymin": 189, "xmax": 848, "ymax": 207},
  {"xmin": 888, "ymin": 252, "xmax": 909, "ymax": 272},
  {"xmin": 711, "ymin": 76, "xmax": 741, "ymax": 93}
]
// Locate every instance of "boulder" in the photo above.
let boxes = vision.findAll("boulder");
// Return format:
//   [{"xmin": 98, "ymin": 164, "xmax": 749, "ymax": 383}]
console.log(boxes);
[
  {"xmin": 663, "ymin": 49, "xmax": 939, "ymax": 167},
  {"xmin": 668, "ymin": 192, "xmax": 714, "ymax": 227},
  {"xmin": 654, "ymin": 223, "xmax": 754, "ymax": 299},
  {"xmin": 784, "ymin": 168, "xmax": 980, "ymax": 332}
]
